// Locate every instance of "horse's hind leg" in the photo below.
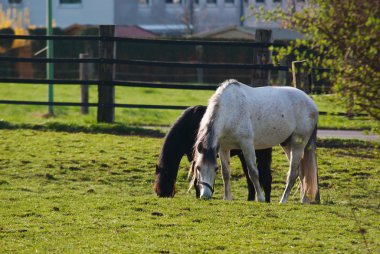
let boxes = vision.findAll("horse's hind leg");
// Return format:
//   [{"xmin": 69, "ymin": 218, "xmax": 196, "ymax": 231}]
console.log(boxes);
[
  {"xmin": 280, "ymin": 145, "xmax": 304, "ymax": 204},
  {"xmin": 240, "ymin": 142, "xmax": 265, "ymax": 202},
  {"xmin": 219, "ymin": 149, "xmax": 232, "ymax": 200}
]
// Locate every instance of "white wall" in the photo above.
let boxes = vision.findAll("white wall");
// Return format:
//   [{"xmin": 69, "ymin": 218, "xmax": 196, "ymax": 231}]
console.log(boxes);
[{"xmin": 53, "ymin": 0, "xmax": 114, "ymax": 27}]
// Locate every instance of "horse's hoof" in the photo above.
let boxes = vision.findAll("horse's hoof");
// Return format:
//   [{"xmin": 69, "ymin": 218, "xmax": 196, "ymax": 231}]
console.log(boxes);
[{"xmin": 257, "ymin": 195, "xmax": 265, "ymax": 202}]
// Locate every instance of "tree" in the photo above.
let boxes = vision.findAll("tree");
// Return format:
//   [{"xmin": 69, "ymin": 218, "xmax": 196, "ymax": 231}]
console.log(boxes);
[
  {"xmin": 0, "ymin": 5, "xmax": 31, "ymax": 52},
  {"xmin": 254, "ymin": 0, "xmax": 380, "ymax": 120}
]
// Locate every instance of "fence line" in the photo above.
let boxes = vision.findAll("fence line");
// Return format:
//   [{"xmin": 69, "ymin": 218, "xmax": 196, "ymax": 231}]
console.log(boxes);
[
  {"xmin": 0, "ymin": 78, "xmax": 219, "ymax": 90},
  {"xmin": 0, "ymin": 100, "xmax": 189, "ymax": 110},
  {"xmin": 0, "ymin": 99, "xmax": 366, "ymax": 117},
  {"xmin": 0, "ymin": 34, "xmax": 286, "ymax": 47},
  {"xmin": 0, "ymin": 27, "xmax": 340, "ymax": 122},
  {"xmin": 0, "ymin": 56, "xmax": 289, "ymax": 71}
]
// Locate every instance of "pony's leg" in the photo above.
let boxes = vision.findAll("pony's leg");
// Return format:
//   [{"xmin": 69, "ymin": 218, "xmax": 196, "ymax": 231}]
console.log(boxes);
[
  {"xmin": 236, "ymin": 151, "xmax": 256, "ymax": 201},
  {"xmin": 219, "ymin": 149, "xmax": 232, "ymax": 200},
  {"xmin": 240, "ymin": 142, "xmax": 265, "ymax": 202},
  {"xmin": 280, "ymin": 145, "xmax": 304, "ymax": 204},
  {"xmin": 256, "ymin": 148, "xmax": 273, "ymax": 203}
]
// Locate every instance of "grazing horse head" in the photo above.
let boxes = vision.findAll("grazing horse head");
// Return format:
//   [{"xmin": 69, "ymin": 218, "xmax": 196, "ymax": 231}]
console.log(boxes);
[
  {"xmin": 194, "ymin": 140, "xmax": 219, "ymax": 199},
  {"xmin": 154, "ymin": 165, "xmax": 176, "ymax": 197}
]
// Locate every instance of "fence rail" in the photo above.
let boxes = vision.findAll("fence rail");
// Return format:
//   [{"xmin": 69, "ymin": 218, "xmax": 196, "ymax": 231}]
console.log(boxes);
[
  {"xmin": 0, "ymin": 100, "xmax": 189, "ymax": 110},
  {"xmin": 0, "ymin": 78, "xmax": 219, "ymax": 90},
  {"xmin": 0, "ymin": 34, "xmax": 286, "ymax": 47},
  {"xmin": 0, "ymin": 56, "xmax": 289, "ymax": 70}
]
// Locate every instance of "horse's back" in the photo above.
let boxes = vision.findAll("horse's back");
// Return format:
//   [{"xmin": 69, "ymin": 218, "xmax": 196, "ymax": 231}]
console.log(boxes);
[{"xmin": 216, "ymin": 83, "xmax": 318, "ymax": 149}]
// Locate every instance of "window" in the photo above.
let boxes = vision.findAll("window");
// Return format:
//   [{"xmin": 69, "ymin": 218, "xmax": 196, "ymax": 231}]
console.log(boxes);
[
  {"xmin": 273, "ymin": 0, "xmax": 282, "ymax": 2},
  {"xmin": 60, "ymin": 0, "xmax": 81, "ymax": 4},
  {"xmin": 8, "ymin": 0, "xmax": 22, "ymax": 3},
  {"xmin": 139, "ymin": 0, "xmax": 150, "ymax": 4},
  {"xmin": 256, "ymin": 0, "xmax": 264, "ymax": 3},
  {"xmin": 166, "ymin": 0, "xmax": 182, "ymax": 4},
  {"xmin": 207, "ymin": 0, "xmax": 217, "ymax": 4},
  {"xmin": 225, "ymin": 0, "xmax": 234, "ymax": 5}
]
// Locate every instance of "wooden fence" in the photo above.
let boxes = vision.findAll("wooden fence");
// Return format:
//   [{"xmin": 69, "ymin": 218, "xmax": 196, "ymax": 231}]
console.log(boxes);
[{"xmin": 0, "ymin": 25, "xmax": 333, "ymax": 123}]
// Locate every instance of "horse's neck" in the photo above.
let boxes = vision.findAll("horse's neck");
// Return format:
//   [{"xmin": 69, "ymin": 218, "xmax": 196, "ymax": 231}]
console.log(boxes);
[
  {"xmin": 158, "ymin": 129, "xmax": 188, "ymax": 170},
  {"xmin": 158, "ymin": 107, "xmax": 204, "ymax": 169},
  {"xmin": 159, "ymin": 117, "xmax": 199, "ymax": 168}
]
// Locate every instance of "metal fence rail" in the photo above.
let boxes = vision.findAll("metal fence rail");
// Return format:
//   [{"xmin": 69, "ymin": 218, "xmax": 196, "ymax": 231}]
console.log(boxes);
[
  {"xmin": 0, "ymin": 78, "xmax": 219, "ymax": 90},
  {"xmin": 0, "ymin": 56, "xmax": 289, "ymax": 71}
]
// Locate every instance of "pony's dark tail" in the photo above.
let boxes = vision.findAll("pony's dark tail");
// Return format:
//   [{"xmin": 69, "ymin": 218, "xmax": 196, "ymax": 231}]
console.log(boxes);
[{"xmin": 300, "ymin": 125, "xmax": 319, "ymax": 203}]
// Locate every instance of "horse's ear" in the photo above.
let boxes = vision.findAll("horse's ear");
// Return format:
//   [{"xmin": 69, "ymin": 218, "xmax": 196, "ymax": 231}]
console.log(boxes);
[{"xmin": 197, "ymin": 142, "xmax": 204, "ymax": 154}]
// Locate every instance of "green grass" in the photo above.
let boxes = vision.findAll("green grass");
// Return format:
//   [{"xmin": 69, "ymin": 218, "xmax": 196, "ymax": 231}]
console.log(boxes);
[
  {"xmin": 0, "ymin": 129, "xmax": 379, "ymax": 253},
  {"xmin": 310, "ymin": 94, "xmax": 379, "ymax": 131},
  {"xmin": 0, "ymin": 83, "xmax": 378, "ymax": 131}
]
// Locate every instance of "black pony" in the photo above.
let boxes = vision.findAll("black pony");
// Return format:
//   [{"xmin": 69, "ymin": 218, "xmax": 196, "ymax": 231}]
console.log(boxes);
[{"xmin": 154, "ymin": 106, "xmax": 273, "ymax": 202}]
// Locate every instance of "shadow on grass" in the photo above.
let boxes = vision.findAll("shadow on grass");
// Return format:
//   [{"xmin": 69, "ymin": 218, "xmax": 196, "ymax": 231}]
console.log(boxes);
[
  {"xmin": 317, "ymin": 138, "xmax": 378, "ymax": 148},
  {"xmin": 0, "ymin": 120, "xmax": 377, "ymax": 148},
  {"xmin": 0, "ymin": 120, "xmax": 165, "ymax": 138}
]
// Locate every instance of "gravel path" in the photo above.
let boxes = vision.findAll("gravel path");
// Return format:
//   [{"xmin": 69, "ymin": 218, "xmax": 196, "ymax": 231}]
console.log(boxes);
[{"xmin": 318, "ymin": 129, "xmax": 379, "ymax": 141}]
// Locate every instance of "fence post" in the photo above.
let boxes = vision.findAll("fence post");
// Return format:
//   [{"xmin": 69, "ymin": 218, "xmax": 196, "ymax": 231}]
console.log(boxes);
[
  {"xmin": 292, "ymin": 60, "xmax": 311, "ymax": 93},
  {"xmin": 79, "ymin": 53, "xmax": 89, "ymax": 114},
  {"xmin": 97, "ymin": 25, "xmax": 115, "ymax": 123},
  {"xmin": 251, "ymin": 29, "xmax": 272, "ymax": 87}
]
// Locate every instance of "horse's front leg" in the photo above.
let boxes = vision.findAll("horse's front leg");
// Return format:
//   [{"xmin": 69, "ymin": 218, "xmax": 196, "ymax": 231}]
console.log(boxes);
[
  {"xmin": 240, "ymin": 142, "xmax": 265, "ymax": 202},
  {"xmin": 219, "ymin": 148, "xmax": 232, "ymax": 200}
]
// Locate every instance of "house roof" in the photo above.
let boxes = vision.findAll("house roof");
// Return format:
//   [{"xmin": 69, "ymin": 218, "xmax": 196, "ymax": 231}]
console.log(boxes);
[
  {"xmin": 194, "ymin": 26, "xmax": 256, "ymax": 40},
  {"xmin": 64, "ymin": 24, "xmax": 98, "ymax": 35},
  {"xmin": 139, "ymin": 24, "xmax": 191, "ymax": 36},
  {"xmin": 193, "ymin": 25, "xmax": 302, "ymax": 41},
  {"xmin": 64, "ymin": 24, "xmax": 157, "ymax": 38},
  {"xmin": 116, "ymin": 25, "xmax": 156, "ymax": 38}
]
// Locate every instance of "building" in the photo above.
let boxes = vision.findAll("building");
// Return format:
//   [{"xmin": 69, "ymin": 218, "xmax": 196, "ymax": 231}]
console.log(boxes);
[{"xmin": 1, "ymin": 0, "xmax": 306, "ymax": 37}]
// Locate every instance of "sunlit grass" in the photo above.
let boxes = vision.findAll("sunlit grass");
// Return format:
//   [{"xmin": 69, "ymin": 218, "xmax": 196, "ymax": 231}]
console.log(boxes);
[{"xmin": 0, "ymin": 130, "xmax": 378, "ymax": 253}]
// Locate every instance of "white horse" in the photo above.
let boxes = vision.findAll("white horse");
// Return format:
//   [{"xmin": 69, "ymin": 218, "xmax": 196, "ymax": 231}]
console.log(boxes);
[{"xmin": 193, "ymin": 79, "xmax": 319, "ymax": 203}]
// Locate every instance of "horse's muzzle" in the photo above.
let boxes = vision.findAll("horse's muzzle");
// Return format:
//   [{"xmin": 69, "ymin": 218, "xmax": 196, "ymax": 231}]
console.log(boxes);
[{"xmin": 198, "ymin": 181, "xmax": 214, "ymax": 199}]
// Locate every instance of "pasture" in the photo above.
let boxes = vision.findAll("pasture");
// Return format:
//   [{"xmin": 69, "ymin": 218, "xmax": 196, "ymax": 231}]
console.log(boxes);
[
  {"xmin": 0, "ymin": 82, "xmax": 379, "ymax": 253},
  {"xmin": 0, "ymin": 129, "xmax": 379, "ymax": 253}
]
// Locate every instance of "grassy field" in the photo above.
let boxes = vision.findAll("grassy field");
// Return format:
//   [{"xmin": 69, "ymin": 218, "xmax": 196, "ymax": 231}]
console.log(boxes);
[
  {"xmin": 0, "ymin": 83, "xmax": 378, "ymax": 131},
  {"xmin": 0, "ymin": 129, "xmax": 379, "ymax": 253}
]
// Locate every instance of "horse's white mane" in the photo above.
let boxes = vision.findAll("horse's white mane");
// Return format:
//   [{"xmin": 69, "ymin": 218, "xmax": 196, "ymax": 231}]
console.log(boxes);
[{"xmin": 195, "ymin": 79, "xmax": 240, "ymax": 151}]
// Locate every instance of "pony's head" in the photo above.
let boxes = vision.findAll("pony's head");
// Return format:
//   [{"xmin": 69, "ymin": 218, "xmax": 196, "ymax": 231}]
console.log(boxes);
[
  {"xmin": 154, "ymin": 165, "xmax": 176, "ymax": 197},
  {"xmin": 193, "ymin": 141, "xmax": 219, "ymax": 199}
]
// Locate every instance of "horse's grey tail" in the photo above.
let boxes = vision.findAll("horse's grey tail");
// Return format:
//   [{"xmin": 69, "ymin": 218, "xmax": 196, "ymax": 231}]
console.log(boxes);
[{"xmin": 300, "ymin": 125, "xmax": 319, "ymax": 204}]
